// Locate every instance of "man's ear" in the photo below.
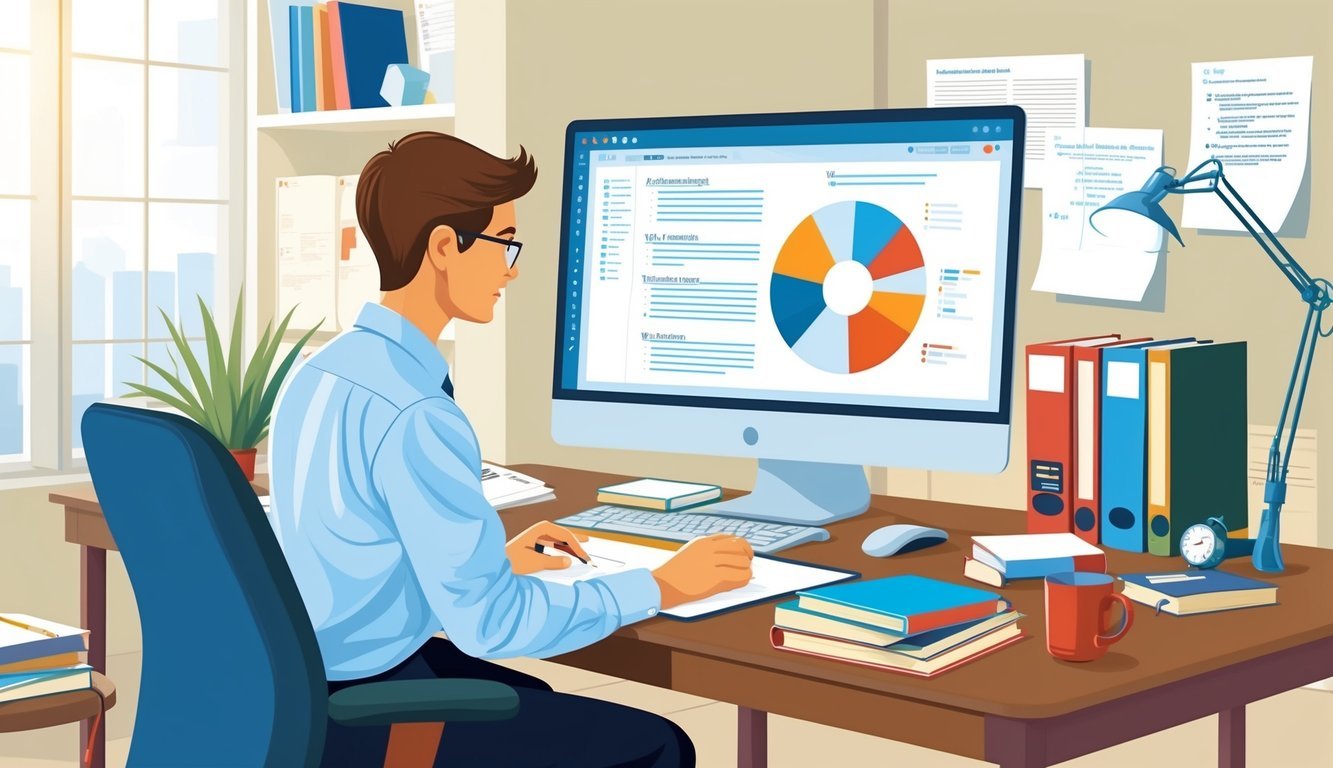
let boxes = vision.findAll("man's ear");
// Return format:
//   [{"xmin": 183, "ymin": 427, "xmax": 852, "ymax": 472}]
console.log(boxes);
[{"xmin": 424, "ymin": 224, "xmax": 458, "ymax": 274}]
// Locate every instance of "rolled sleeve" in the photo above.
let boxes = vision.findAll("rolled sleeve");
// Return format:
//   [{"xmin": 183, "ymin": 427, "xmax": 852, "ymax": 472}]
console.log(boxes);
[{"xmin": 371, "ymin": 399, "xmax": 661, "ymax": 659}]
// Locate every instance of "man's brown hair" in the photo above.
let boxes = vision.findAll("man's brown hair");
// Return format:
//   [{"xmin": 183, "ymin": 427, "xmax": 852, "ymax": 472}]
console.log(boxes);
[{"xmin": 356, "ymin": 132, "xmax": 538, "ymax": 291}]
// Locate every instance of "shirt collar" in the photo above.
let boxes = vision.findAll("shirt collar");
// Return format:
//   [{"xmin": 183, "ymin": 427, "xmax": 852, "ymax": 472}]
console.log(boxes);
[{"xmin": 353, "ymin": 303, "xmax": 450, "ymax": 387}]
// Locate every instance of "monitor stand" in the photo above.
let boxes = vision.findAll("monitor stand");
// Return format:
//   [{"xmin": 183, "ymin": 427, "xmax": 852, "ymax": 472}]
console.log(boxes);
[{"xmin": 696, "ymin": 458, "xmax": 870, "ymax": 525}]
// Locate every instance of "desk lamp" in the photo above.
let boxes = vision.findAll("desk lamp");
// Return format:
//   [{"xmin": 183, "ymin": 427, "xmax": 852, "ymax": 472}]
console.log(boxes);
[{"xmin": 1091, "ymin": 159, "xmax": 1331, "ymax": 573}]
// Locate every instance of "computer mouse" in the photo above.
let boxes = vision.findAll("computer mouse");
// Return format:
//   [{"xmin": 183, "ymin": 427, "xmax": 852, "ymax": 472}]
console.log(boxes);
[{"xmin": 860, "ymin": 524, "xmax": 949, "ymax": 557}]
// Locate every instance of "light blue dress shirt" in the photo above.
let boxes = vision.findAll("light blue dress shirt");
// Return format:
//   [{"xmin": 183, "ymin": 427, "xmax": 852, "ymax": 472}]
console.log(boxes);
[{"xmin": 269, "ymin": 303, "xmax": 661, "ymax": 681}]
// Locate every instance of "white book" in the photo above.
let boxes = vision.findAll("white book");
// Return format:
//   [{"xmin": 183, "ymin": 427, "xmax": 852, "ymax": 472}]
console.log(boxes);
[{"xmin": 276, "ymin": 176, "xmax": 338, "ymax": 332}]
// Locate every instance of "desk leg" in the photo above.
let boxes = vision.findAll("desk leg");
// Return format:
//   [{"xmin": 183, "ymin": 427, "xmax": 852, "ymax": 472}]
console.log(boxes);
[
  {"xmin": 80, "ymin": 546, "xmax": 107, "ymax": 768},
  {"xmin": 1219, "ymin": 705, "xmax": 1245, "ymax": 768},
  {"xmin": 738, "ymin": 706, "xmax": 767, "ymax": 768},
  {"xmin": 985, "ymin": 716, "xmax": 1047, "ymax": 768}
]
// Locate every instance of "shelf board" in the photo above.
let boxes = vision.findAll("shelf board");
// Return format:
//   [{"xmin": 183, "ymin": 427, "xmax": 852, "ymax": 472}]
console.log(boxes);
[{"xmin": 255, "ymin": 103, "xmax": 457, "ymax": 133}]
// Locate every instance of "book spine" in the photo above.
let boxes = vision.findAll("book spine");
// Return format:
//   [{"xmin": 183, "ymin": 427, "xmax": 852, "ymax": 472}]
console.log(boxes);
[
  {"xmin": 288, "ymin": 6, "xmax": 304, "ymax": 112},
  {"xmin": 902, "ymin": 600, "xmax": 998, "ymax": 635},
  {"xmin": 1072, "ymin": 347, "xmax": 1102, "ymax": 544},
  {"xmin": 327, "ymin": 2, "xmax": 351, "ymax": 110},
  {"xmin": 1026, "ymin": 345, "xmax": 1076, "ymax": 533},
  {"xmin": 1147, "ymin": 349, "xmax": 1173, "ymax": 556},
  {"xmin": 1100, "ymin": 350, "xmax": 1150, "ymax": 552}
]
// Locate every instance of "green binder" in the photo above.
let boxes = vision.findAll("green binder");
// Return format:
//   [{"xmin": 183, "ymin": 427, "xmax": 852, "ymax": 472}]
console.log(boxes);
[{"xmin": 1145, "ymin": 341, "xmax": 1248, "ymax": 556}]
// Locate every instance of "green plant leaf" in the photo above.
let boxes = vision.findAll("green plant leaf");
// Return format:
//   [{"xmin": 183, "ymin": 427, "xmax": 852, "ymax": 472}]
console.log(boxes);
[
  {"xmin": 241, "ymin": 318, "xmax": 321, "ymax": 447},
  {"xmin": 226, "ymin": 291, "xmax": 244, "ymax": 418},
  {"xmin": 132, "ymin": 354, "xmax": 208, "ymax": 425},
  {"xmin": 123, "ymin": 383, "xmax": 209, "ymax": 425},
  {"xmin": 198, "ymin": 299, "xmax": 236, "ymax": 441},
  {"xmin": 159, "ymin": 308, "xmax": 218, "ymax": 427},
  {"xmin": 236, "ymin": 317, "xmax": 285, "ymax": 446}
]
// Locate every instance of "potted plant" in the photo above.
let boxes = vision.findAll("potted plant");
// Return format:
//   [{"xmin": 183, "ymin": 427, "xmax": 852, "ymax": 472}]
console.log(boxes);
[{"xmin": 126, "ymin": 292, "xmax": 321, "ymax": 480}]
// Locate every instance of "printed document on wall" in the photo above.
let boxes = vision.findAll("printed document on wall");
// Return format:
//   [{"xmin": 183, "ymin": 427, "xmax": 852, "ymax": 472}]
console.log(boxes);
[
  {"xmin": 276, "ymin": 176, "xmax": 337, "ymax": 332},
  {"xmin": 1032, "ymin": 128, "xmax": 1164, "ymax": 302},
  {"xmin": 927, "ymin": 54, "xmax": 1085, "ymax": 189},
  {"xmin": 1182, "ymin": 56, "xmax": 1312, "ymax": 232},
  {"xmin": 335, "ymin": 175, "xmax": 380, "ymax": 330}
]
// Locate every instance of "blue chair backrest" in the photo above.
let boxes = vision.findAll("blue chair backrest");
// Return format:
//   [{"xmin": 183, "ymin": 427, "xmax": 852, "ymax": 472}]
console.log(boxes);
[{"xmin": 82, "ymin": 403, "xmax": 326, "ymax": 767}]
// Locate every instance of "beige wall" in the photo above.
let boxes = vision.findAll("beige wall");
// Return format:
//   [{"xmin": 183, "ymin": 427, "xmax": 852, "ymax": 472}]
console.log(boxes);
[
  {"xmin": 459, "ymin": 0, "xmax": 881, "ymax": 492},
  {"xmin": 885, "ymin": 0, "xmax": 1331, "ymax": 544}
]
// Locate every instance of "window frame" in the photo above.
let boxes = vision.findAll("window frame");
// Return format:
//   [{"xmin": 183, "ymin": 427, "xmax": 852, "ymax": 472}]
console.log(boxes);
[{"xmin": 1, "ymin": 0, "xmax": 246, "ymax": 476}]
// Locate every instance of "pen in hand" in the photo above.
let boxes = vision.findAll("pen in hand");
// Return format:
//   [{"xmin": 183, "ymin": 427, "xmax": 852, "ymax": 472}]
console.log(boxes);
[{"xmin": 534, "ymin": 540, "xmax": 596, "ymax": 567}]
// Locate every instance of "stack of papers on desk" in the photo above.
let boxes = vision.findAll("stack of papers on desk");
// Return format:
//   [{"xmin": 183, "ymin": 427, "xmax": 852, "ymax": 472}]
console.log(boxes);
[{"xmin": 483, "ymin": 462, "xmax": 555, "ymax": 510}]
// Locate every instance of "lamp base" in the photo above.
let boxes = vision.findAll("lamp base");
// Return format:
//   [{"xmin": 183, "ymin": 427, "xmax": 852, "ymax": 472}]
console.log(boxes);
[{"xmin": 1252, "ymin": 507, "xmax": 1284, "ymax": 573}]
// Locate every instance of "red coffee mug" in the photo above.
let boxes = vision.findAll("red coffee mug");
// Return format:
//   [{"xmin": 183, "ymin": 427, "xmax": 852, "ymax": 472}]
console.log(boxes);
[{"xmin": 1044, "ymin": 572, "xmax": 1134, "ymax": 662}]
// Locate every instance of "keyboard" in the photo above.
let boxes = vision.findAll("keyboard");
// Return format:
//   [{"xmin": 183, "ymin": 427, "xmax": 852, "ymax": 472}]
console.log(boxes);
[{"xmin": 556, "ymin": 504, "xmax": 830, "ymax": 555}]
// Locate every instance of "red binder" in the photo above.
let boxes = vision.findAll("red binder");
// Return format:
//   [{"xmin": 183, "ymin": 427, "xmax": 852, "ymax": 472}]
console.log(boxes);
[
  {"xmin": 1070, "ymin": 338, "xmax": 1151, "ymax": 544},
  {"xmin": 1025, "ymin": 335, "xmax": 1121, "ymax": 534},
  {"xmin": 327, "ymin": 2, "xmax": 351, "ymax": 110}
]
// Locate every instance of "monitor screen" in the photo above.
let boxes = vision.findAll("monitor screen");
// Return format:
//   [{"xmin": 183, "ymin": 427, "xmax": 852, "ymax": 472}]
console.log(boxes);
[{"xmin": 554, "ymin": 107, "xmax": 1024, "ymax": 425}]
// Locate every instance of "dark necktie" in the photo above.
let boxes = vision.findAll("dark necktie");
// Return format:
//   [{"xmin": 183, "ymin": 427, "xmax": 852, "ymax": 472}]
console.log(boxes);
[{"xmin": 441, "ymin": 374, "xmax": 454, "ymax": 398}]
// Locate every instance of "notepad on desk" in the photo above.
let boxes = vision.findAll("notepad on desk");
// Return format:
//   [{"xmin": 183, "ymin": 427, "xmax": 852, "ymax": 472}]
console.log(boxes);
[{"xmin": 531, "ymin": 536, "xmax": 856, "ymax": 620}]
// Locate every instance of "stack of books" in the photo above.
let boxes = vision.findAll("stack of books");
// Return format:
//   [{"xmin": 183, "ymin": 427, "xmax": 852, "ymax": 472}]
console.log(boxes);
[
  {"xmin": 0, "ymin": 614, "xmax": 92, "ymax": 704},
  {"xmin": 771, "ymin": 575, "xmax": 1024, "ymax": 677}
]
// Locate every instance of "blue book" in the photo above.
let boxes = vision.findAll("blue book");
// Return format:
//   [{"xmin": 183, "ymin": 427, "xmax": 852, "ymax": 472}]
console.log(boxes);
[
  {"xmin": 1099, "ymin": 338, "xmax": 1197, "ymax": 552},
  {"xmin": 0, "ymin": 664, "xmax": 92, "ymax": 703},
  {"xmin": 289, "ymin": 6, "xmax": 316, "ymax": 112},
  {"xmin": 1119, "ymin": 570, "xmax": 1277, "ymax": 615},
  {"xmin": 796, "ymin": 575, "xmax": 1004, "ymax": 635},
  {"xmin": 330, "ymin": 2, "xmax": 408, "ymax": 109},
  {"xmin": 267, "ymin": 1, "xmax": 313, "ymax": 113}
]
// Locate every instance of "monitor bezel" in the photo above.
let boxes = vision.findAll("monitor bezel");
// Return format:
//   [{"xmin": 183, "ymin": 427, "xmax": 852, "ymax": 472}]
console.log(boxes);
[{"xmin": 551, "ymin": 105, "xmax": 1026, "ymax": 426}]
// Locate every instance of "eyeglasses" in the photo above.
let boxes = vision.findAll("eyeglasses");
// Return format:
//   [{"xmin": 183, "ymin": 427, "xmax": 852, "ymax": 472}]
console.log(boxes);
[{"xmin": 459, "ymin": 231, "xmax": 522, "ymax": 269}]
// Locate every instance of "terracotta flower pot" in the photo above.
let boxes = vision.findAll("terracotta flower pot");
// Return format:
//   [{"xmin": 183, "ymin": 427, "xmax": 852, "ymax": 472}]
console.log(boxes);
[{"xmin": 229, "ymin": 448, "xmax": 258, "ymax": 481}]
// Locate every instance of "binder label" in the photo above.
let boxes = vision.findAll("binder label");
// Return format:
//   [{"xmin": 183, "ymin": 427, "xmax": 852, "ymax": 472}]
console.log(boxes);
[
  {"xmin": 1106, "ymin": 361, "xmax": 1140, "ymax": 399},
  {"xmin": 1030, "ymin": 460, "xmax": 1064, "ymax": 493}
]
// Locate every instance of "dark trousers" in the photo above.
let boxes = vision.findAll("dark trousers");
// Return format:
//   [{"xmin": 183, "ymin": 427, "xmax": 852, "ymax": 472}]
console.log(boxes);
[{"xmin": 323, "ymin": 638, "xmax": 696, "ymax": 768}]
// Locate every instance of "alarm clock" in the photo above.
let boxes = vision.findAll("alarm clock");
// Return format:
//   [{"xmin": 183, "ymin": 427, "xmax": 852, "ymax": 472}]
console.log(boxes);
[{"xmin": 1179, "ymin": 516, "xmax": 1256, "ymax": 569}]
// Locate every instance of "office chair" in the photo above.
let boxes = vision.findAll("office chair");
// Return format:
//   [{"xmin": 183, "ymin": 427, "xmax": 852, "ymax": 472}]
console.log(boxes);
[{"xmin": 82, "ymin": 402, "xmax": 519, "ymax": 767}]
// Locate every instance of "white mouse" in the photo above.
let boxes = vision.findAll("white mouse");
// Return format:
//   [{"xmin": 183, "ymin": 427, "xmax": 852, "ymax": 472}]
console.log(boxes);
[{"xmin": 861, "ymin": 524, "xmax": 949, "ymax": 557}]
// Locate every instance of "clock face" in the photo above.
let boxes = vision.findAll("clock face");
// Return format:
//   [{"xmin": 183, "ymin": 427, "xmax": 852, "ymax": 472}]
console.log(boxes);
[{"xmin": 1181, "ymin": 523, "xmax": 1218, "ymax": 566}]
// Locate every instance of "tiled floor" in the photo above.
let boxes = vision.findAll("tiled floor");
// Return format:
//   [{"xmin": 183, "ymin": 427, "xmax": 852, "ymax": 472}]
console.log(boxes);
[{"xmin": 2, "ymin": 654, "xmax": 1331, "ymax": 767}]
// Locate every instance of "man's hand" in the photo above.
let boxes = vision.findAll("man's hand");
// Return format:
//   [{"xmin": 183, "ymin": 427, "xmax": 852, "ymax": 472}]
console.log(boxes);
[
  {"xmin": 505, "ymin": 521, "xmax": 592, "ymax": 575},
  {"xmin": 651, "ymin": 533, "xmax": 754, "ymax": 609}
]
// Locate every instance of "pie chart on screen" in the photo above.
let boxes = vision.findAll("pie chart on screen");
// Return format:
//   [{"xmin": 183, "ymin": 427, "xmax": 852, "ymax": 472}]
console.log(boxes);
[{"xmin": 770, "ymin": 201, "xmax": 926, "ymax": 374}]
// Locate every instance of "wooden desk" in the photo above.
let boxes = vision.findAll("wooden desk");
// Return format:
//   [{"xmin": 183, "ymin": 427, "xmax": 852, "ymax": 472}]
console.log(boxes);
[{"xmin": 51, "ymin": 466, "xmax": 1333, "ymax": 768}]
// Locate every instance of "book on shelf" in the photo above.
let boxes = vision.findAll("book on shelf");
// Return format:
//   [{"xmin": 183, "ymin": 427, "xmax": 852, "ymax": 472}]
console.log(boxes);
[
  {"xmin": 329, "ymin": 1, "xmax": 410, "ymax": 109},
  {"xmin": 965, "ymin": 533, "xmax": 1107, "ymax": 586},
  {"xmin": 774, "ymin": 600, "xmax": 1020, "ymax": 655},
  {"xmin": 770, "ymin": 622, "xmax": 1023, "ymax": 678},
  {"xmin": 267, "ymin": 0, "xmax": 314, "ymax": 113},
  {"xmin": 1119, "ymin": 570, "xmax": 1276, "ymax": 616},
  {"xmin": 595, "ymin": 478, "xmax": 721, "ymax": 511},
  {"xmin": 794, "ymin": 575, "xmax": 1006, "ymax": 636}
]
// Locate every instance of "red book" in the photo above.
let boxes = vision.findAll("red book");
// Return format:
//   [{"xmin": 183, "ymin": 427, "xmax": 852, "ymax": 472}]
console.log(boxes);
[
  {"xmin": 1070, "ymin": 338, "xmax": 1152, "ymax": 544},
  {"xmin": 1025, "ymin": 335, "xmax": 1121, "ymax": 534},
  {"xmin": 326, "ymin": 1, "xmax": 351, "ymax": 110}
]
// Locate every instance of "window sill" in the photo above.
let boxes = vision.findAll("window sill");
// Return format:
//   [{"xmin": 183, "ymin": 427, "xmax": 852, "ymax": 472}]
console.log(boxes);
[{"xmin": 0, "ymin": 466, "xmax": 93, "ymax": 492}]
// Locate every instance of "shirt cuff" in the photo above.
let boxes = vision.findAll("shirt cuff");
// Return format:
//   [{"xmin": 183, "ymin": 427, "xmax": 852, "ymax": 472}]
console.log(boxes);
[{"xmin": 596, "ymin": 567, "xmax": 662, "ymax": 624}]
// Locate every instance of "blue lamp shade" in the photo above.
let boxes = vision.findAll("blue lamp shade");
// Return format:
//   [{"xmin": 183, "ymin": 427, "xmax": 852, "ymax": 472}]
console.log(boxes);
[{"xmin": 1090, "ymin": 166, "xmax": 1185, "ymax": 247}]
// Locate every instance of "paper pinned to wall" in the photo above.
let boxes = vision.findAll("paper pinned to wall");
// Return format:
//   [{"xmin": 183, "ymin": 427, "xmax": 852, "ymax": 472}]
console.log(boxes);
[
  {"xmin": 276, "ymin": 176, "xmax": 337, "ymax": 332},
  {"xmin": 927, "ymin": 54, "xmax": 1085, "ymax": 189},
  {"xmin": 1032, "ymin": 127, "xmax": 1165, "ymax": 302},
  {"xmin": 1181, "ymin": 56, "xmax": 1312, "ymax": 232}
]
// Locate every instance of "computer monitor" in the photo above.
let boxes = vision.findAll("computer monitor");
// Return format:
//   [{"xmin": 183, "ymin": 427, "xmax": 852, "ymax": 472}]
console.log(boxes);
[{"xmin": 552, "ymin": 106, "xmax": 1025, "ymax": 524}]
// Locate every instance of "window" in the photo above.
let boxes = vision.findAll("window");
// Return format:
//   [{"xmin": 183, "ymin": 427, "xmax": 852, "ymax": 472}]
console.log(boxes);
[{"xmin": 0, "ymin": 0, "xmax": 241, "ymax": 469}]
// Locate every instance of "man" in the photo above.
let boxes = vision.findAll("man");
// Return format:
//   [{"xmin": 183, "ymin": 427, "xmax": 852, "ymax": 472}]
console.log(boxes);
[{"xmin": 269, "ymin": 131, "xmax": 754, "ymax": 767}]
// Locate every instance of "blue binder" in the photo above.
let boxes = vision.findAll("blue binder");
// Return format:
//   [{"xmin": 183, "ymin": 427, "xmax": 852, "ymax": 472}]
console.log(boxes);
[
  {"xmin": 289, "ymin": 6, "xmax": 316, "ymax": 113},
  {"xmin": 1100, "ymin": 338, "xmax": 1195, "ymax": 552}
]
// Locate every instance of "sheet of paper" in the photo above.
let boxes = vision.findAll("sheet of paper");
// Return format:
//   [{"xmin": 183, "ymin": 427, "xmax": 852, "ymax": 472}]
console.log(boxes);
[
  {"xmin": 481, "ymin": 461, "xmax": 551, "ymax": 504},
  {"xmin": 1032, "ymin": 127, "xmax": 1165, "ymax": 301},
  {"xmin": 276, "ymin": 175, "xmax": 337, "ymax": 332},
  {"xmin": 927, "ymin": 54, "xmax": 1085, "ymax": 188},
  {"xmin": 415, "ymin": 0, "xmax": 456, "ymax": 103},
  {"xmin": 533, "ymin": 537, "xmax": 852, "ymax": 619},
  {"xmin": 1182, "ymin": 56, "xmax": 1312, "ymax": 232},
  {"xmin": 335, "ymin": 174, "xmax": 380, "ymax": 330}
]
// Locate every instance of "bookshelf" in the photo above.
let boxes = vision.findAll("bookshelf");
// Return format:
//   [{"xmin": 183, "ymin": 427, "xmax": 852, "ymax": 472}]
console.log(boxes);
[{"xmin": 245, "ymin": 0, "xmax": 457, "ymax": 357}]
